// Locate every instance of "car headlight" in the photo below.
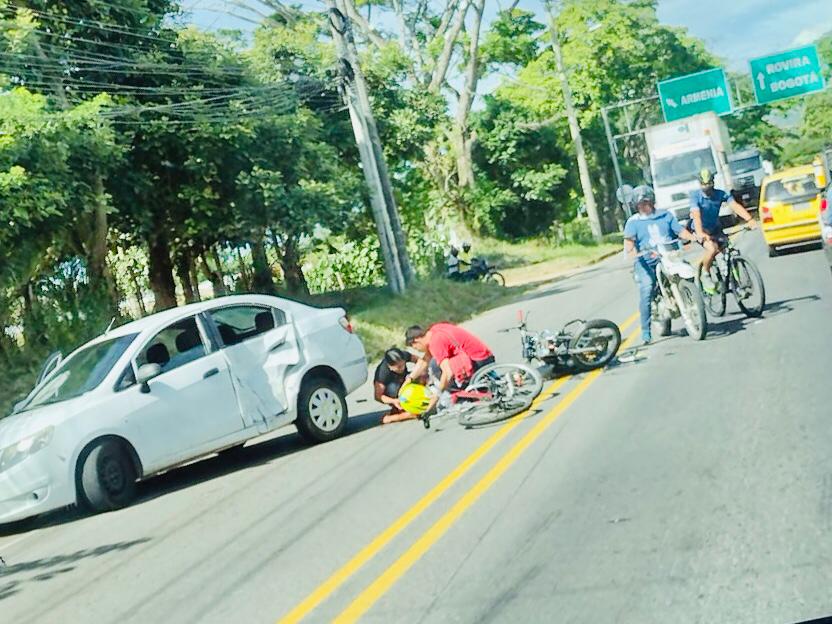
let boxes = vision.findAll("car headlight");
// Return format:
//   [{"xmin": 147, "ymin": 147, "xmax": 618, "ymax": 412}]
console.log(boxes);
[{"xmin": 0, "ymin": 426, "xmax": 54, "ymax": 474}]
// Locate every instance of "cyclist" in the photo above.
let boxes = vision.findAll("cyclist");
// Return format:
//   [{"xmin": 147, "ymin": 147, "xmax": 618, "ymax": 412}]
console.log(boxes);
[
  {"xmin": 404, "ymin": 323, "xmax": 495, "ymax": 413},
  {"xmin": 689, "ymin": 168, "xmax": 757, "ymax": 293},
  {"xmin": 624, "ymin": 185, "xmax": 698, "ymax": 346}
]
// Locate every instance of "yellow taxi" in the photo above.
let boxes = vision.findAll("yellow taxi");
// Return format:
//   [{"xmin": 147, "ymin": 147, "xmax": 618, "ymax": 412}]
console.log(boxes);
[{"xmin": 759, "ymin": 164, "xmax": 823, "ymax": 256}]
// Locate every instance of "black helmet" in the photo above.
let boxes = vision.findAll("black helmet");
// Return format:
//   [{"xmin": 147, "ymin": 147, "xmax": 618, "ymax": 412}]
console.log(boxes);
[
  {"xmin": 633, "ymin": 185, "xmax": 655, "ymax": 205},
  {"xmin": 450, "ymin": 245, "xmax": 459, "ymax": 256}
]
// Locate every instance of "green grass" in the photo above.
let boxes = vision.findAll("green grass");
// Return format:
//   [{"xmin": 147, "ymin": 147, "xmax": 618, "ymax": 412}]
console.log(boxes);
[{"xmin": 473, "ymin": 237, "xmax": 621, "ymax": 269}]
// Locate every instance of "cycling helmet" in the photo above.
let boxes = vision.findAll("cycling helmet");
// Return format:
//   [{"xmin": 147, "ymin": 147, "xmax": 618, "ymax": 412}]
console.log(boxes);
[
  {"xmin": 398, "ymin": 383, "xmax": 432, "ymax": 415},
  {"xmin": 462, "ymin": 241, "xmax": 471, "ymax": 253},
  {"xmin": 632, "ymin": 184, "xmax": 655, "ymax": 205},
  {"xmin": 698, "ymin": 168, "xmax": 715, "ymax": 184}
]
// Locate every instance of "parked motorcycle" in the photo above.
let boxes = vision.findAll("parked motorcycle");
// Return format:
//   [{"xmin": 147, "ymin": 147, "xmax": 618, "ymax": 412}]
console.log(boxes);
[
  {"xmin": 501, "ymin": 311, "xmax": 622, "ymax": 377},
  {"xmin": 463, "ymin": 257, "xmax": 505, "ymax": 286}
]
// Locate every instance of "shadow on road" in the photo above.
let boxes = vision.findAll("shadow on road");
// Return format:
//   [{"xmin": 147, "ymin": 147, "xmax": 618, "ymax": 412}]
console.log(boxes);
[
  {"xmin": 0, "ymin": 538, "xmax": 150, "ymax": 602},
  {"xmin": 0, "ymin": 410, "xmax": 385, "ymax": 537}
]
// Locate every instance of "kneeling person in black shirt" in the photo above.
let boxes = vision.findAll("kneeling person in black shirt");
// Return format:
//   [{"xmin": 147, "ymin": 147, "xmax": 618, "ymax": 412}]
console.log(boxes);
[{"xmin": 374, "ymin": 347, "xmax": 420, "ymax": 424}]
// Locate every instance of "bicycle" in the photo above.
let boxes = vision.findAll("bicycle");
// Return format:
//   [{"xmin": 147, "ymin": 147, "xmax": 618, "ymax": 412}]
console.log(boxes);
[
  {"xmin": 419, "ymin": 362, "xmax": 543, "ymax": 429},
  {"xmin": 696, "ymin": 228, "xmax": 766, "ymax": 318}
]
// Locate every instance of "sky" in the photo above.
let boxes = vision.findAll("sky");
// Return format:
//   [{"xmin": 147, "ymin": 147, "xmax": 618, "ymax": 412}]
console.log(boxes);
[{"xmin": 184, "ymin": 0, "xmax": 832, "ymax": 72}]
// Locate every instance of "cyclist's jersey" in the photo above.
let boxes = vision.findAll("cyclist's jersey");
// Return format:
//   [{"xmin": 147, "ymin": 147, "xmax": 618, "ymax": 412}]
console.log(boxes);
[
  {"xmin": 623, "ymin": 209, "xmax": 683, "ymax": 267},
  {"xmin": 689, "ymin": 188, "xmax": 731, "ymax": 234}
]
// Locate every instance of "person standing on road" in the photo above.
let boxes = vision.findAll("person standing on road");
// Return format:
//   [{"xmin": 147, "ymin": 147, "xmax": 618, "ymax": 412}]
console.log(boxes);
[
  {"xmin": 404, "ymin": 323, "xmax": 495, "ymax": 413},
  {"xmin": 374, "ymin": 348, "xmax": 420, "ymax": 424},
  {"xmin": 624, "ymin": 185, "xmax": 697, "ymax": 346},
  {"xmin": 689, "ymin": 168, "xmax": 757, "ymax": 293}
]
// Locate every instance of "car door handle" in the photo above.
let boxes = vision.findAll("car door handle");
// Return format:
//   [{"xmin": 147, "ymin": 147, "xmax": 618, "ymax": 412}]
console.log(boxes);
[{"xmin": 203, "ymin": 368, "xmax": 220, "ymax": 379}]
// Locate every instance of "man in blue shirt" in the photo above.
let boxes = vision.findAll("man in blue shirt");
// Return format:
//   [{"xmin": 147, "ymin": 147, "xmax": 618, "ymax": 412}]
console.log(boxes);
[
  {"xmin": 624, "ymin": 185, "xmax": 697, "ymax": 345},
  {"xmin": 689, "ymin": 168, "xmax": 756, "ymax": 292}
]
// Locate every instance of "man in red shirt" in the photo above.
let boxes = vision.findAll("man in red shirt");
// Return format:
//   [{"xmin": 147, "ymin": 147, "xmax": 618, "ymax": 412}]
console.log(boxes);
[{"xmin": 405, "ymin": 323, "xmax": 495, "ymax": 412}]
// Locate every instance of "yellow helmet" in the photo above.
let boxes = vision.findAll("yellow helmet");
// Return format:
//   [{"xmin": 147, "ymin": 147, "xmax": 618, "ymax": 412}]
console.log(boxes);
[{"xmin": 398, "ymin": 383, "xmax": 432, "ymax": 415}]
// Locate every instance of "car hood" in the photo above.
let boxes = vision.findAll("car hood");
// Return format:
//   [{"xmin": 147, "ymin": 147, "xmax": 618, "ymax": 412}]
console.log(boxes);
[{"xmin": 0, "ymin": 398, "xmax": 86, "ymax": 447}]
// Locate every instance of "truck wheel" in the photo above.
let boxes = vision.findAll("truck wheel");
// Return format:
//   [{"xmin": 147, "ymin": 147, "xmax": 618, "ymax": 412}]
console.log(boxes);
[
  {"xmin": 77, "ymin": 440, "xmax": 137, "ymax": 513},
  {"xmin": 295, "ymin": 378, "xmax": 348, "ymax": 444}
]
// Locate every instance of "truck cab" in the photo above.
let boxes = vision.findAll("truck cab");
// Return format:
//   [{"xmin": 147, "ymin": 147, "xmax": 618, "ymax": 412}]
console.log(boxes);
[{"xmin": 728, "ymin": 148, "xmax": 765, "ymax": 208}]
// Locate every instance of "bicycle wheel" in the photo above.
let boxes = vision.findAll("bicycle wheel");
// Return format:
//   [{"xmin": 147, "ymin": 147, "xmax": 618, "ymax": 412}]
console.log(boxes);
[
  {"xmin": 569, "ymin": 319, "xmax": 622, "ymax": 371},
  {"xmin": 732, "ymin": 257, "xmax": 766, "ymax": 317},
  {"xmin": 486, "ymin": 270, "xmax": 506, "ymax": 286},
  {"xmin": 697, "ymin": 263, "xmax": 726, "ymax": 317},
  {"xmin": 457, "ymin": 363, "xmax": 543, "ymax": 427},
  {"xmin": 678, "ymin": 280, "xmax": 708, "ymax": 340}
]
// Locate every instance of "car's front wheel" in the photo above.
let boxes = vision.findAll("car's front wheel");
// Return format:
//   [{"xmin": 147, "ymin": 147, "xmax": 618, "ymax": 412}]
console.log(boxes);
[
  {"xmin": 295, "ymin": 378, "xmax": 348, "ymax": 444},
  {"xmin": 77, "ymin": 439, "xmax": 137, "ymax": 513}
]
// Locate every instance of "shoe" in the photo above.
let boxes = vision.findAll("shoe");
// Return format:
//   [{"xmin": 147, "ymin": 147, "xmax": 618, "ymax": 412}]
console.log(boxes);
[
  {"xmin": 640, "ymin": 338, "xmax": 651, "ymax": 347},
  {"xmin": 700, "ymin": 273, "xmax": 717, "ymax": 295}
]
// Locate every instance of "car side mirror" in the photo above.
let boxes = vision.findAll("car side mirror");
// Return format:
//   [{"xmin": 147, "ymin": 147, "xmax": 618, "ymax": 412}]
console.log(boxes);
[{"xmin": 137, "ymin": 363, "xmax": 162, "ymax": 393}]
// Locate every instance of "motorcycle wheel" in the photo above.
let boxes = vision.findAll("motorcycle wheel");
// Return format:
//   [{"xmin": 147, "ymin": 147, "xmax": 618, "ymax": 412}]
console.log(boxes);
[
  {"xmin": 486, "ymin": 270, "xmax": 506, "ymax": 286},
  {"xmin": 678, "ymin": 280, "xmax": 707, "ymax": 340},
  {"xmin": 569, "ymin": 319, "xmax": 622, "ymax": 371}
]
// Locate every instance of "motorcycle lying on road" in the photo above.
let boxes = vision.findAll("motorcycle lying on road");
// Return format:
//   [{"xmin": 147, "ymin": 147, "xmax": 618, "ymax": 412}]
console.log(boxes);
[
  {"xmin": 645, "ymin": 242, "xmax": 708, "ymax": 341},
  {"xmin": 501, "ymin": 311, "xmax": 622, "ymax": 377}
]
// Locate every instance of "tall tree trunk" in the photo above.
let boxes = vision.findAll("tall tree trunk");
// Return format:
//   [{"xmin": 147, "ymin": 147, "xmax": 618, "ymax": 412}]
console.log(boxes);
[
  {"xmin": 189, "ymin": 257, "xmax": 202, "ymax": 302},
  {"xmin": 131, "ymin": 269, "xmax": 147, "ymax": 317},
  {"xmin": 148, "ymin": 232, "xmax": 177, "ymax": 312},
  {"xmin": 175, "ymin": 250, "xmax": 197, "ymax": 304},
  {"xmin": 236, "ymin": 247, "xmax": 252, "ymax": 292},
  {"xmin": 453, "ymin": 0, "xmax": 485, "ymax": 189},
  {"xmin": 80, "ymin": 175, "xmax": 118, "ymax": 311},
  {"xmin": 250, "ymin": 235, "xmax": 276, "ymax": 295},
  {"xmin": 279, "ymin": 236, "xmax": 309, "ymax": 296},
  {"xmin": 200, "ymin": 251, "xmax": 226, "ymax": 297}
]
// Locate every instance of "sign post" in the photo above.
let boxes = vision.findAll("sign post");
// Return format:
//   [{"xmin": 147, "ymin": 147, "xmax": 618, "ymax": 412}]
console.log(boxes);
[
  {"xmin": 750, "ymin": 45, "xmax": 825, "ymax": 105},
  {"xmin": 657, "ymin": 68, "xmax": 733, "ymax": 123}
]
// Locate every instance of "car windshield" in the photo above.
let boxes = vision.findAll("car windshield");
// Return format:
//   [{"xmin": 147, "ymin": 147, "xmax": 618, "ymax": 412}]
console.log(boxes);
[
  {"xmin": 729, "ymin": 156, "xmax": 762, "ymax": 175},
  {"xmin": 653, "ymin": 148, "xmax": 716, "ymax": 187},
  {"xmin": 21, "ymin": 334, "xmax": 137, "ymax": 412},
  {"xmin": 763, "ymin": 174, "xmax": 819, "ymax": 202}
]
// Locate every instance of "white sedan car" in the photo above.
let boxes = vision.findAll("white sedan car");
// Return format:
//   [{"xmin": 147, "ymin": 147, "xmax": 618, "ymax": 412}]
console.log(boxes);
[{"xmin": 0, "ymin": 295, "xmax": 367, "ymax": 524}]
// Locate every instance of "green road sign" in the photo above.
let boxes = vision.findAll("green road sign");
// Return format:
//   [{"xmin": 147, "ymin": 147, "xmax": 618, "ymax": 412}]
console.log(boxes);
[
  {"xmin": 657, "ymin": 68, "xmax": 733, "ymax": 123},
  {"xmin": 750, "ymin": 45, "xmax": 826, "ymax": 105}
]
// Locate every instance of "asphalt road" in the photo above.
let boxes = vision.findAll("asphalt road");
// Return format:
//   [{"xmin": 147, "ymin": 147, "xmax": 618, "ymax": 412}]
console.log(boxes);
[{"xmin": 2, "ymin": 232, "xmax": 831, "ymax": 624}]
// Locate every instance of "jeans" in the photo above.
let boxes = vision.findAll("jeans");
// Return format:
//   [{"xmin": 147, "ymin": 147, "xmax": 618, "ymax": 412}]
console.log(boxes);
[{"xmin": 633, "ymin": 259, "xmax": 658, "ymax": 341}]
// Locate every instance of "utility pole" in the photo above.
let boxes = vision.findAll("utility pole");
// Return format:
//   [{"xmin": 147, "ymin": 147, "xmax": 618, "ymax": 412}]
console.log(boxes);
[
  {"xmin": 327, "ymin": 0, "xmax": 413, "ymax": 293},
  {"xmin": 544, "ymin": 0, "xmax": 603, "ymax": 242}
]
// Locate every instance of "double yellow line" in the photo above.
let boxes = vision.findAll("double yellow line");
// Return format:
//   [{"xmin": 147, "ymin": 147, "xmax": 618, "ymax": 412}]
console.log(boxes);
[{"xmin": 279, "ymin": 313, "xmax": 639, "ymax": 624}]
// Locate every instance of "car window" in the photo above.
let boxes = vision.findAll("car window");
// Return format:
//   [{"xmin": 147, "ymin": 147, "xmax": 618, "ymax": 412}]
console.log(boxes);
[
  {"xmin": 23, "ymin": 334, "xmax": 138, "ymax": 411},
  {"xmin": 209, "ymin": 305, "xmax": 282, "ymax": 347},
  {"xmin": 763, "ymin": 174, "xmax": 819, "ymax": 202},
  {"xmin": 136, "ymin": 317, "xmax": 207, "ymax": 374}
]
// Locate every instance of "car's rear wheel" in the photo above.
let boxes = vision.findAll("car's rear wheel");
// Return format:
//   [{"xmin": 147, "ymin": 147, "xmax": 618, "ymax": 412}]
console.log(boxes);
[
  {"xmin": 295, "ymin": 378, "xmax": 348, "ymax": 444},
  {"xmin": 77, "ymin": 439, "xmax": 137, "ymax": 513}
]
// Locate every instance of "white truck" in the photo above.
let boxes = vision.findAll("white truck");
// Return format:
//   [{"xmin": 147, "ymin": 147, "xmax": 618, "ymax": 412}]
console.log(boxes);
[
  {"xmin": 727, "ymin": 148, "xmax": 766, "ymax": 208},
  {"xmin": 645, "ymin": 112, "xmax": 734, "ymax": 225}
]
